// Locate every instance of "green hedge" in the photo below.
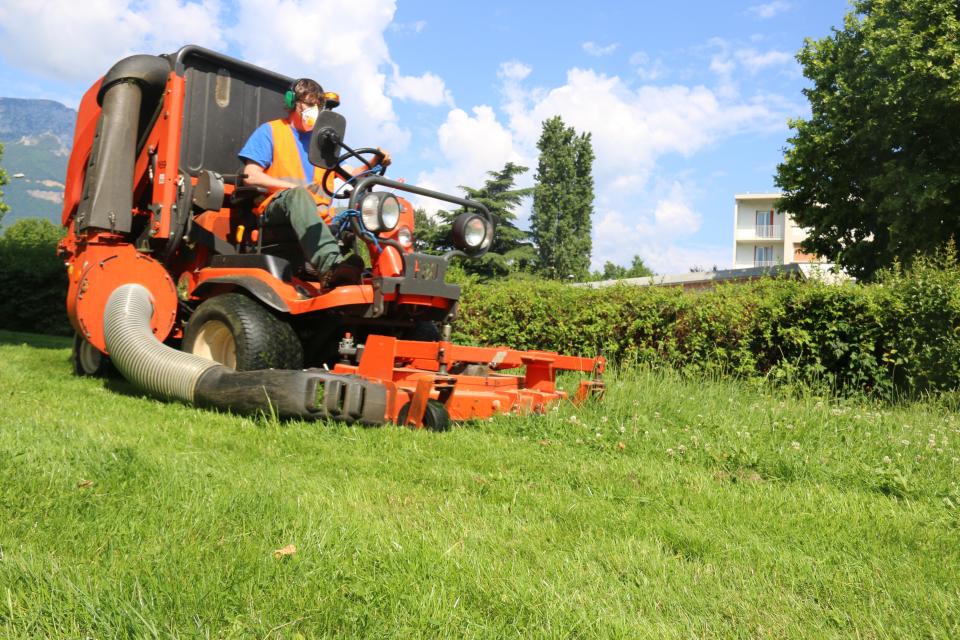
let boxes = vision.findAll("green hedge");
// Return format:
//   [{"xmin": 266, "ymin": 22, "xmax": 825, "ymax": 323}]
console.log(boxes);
[
  {"xmin": 5, "ymin": 217, "xmax": 960, "ymax": 397},
  {"xmin": 454, "ymin": 253, "xmax": 960, "ymax": 397},
  {"xmin": 0, "ymin": 219, "xmax": 71, "ymax": 336}
]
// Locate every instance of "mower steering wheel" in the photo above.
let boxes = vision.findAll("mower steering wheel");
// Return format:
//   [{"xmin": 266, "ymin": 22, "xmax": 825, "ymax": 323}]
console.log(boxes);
[{"xmin": 321, "ymin": 147, "xmax": 388, "ymax": 199}]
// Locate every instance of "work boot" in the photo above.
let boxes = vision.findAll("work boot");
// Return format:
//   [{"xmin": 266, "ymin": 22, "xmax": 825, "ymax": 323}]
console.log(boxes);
[{"xmin": 314, "ymin": 254, "xmax": 365, "ymax": 289}]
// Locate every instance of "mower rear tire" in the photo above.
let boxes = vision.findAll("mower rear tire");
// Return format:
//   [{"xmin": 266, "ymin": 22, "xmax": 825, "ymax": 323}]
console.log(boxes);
[
  {"xmin": 183, "ymin": 293, "xmax": 303, "ymax": 371},
  {"xmin": 71, "ymin": 333, "xmax": 114, "ymax": 377},
  {"xmin": 397, "ymin": 399, "xmax": 451, "ymax": 432},
  {"xmin": 404, "ymin": 321, "xmax": 441, "ymax": 342}
]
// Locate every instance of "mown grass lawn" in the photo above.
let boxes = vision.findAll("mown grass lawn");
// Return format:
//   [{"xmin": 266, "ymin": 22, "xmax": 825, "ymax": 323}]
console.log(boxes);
[{"xmin": 1, "ymin": 329, "xmax": 958, "ymax": 638}]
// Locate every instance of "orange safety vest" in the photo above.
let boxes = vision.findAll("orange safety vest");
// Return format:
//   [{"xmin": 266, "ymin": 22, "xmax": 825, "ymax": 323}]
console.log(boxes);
[{"xmin": 253, "ymin": 119, "xmax": 335, "ymax": 223}]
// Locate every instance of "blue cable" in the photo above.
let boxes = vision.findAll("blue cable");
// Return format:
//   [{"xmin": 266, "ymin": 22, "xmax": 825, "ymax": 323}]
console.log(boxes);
[
  {"xmin": 325, "ymin": 161, "xmax": 386, "ymax": 252},
  {"xmin": 330, "ymin": 208, "xmax": 382, "ymax": 253}
]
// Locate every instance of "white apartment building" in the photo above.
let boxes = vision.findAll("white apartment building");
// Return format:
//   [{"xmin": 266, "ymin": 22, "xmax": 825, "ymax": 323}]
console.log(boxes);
[{"xmin": 732, "ymin": 193, "xmax": 819, "ymax": 269}]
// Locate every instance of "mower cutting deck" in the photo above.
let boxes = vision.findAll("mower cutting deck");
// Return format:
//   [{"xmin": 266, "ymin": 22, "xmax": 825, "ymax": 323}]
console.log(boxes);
[{"xmin": 335, "ymin": 335, "xmax": 606, "ymax": 427}]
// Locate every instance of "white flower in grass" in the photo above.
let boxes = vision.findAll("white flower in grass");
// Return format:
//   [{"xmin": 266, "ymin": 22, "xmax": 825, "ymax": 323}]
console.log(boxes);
[
  {"xmin": 882, "ymin": 456, "xmax": 891, "ymax": 464},
  {"xmin": 666, "ymin": 448, "xmax": 675, "ymax": 456},
  {"xmin": 791, "ymin": 441, "xmax": 801, "ymax": 450}
]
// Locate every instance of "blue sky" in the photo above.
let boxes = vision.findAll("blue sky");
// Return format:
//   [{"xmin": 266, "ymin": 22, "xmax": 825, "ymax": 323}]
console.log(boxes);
[{"xmin": 0, "ymin": 0, "xmax": 851, "ymax": 273}]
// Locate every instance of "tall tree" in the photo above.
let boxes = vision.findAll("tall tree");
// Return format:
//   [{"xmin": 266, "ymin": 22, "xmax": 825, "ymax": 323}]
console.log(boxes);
[
  {"xmin": 430, "ymin": 162, "xmax": 535, "ymax": 278},
  {"xmin": 591, "ymin": 255, "xmax": 654, "ymax": 281},
  {"xmin": 531, "ymin": 116, "xmax": 594, "ymax": 279},
  {"xmin": 775, "ymin": 0, "xmax": 960, "ymax": 280},
  {"xmin": 0, "ymin": 143, "xmax": 10, "ymax": 230}
]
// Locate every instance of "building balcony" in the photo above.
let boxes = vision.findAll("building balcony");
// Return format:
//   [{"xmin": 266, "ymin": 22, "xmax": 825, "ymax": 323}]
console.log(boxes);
[
  {"xmin": 754, "ymin": 224, "xmax": 783, "ymax": 239},
  {"xmin": 754, "ymin": 260, "xmax": 777, "ymax": 267},
  {"xmin": 735, "ymin": 225, "xmax": 785, "ymax": 241}
]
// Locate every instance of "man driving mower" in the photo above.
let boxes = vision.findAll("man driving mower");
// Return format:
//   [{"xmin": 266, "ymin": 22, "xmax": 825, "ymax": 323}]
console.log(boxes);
[{"xmin": 238, "ymin": 77, "xmax": 390, "ymax": 285}]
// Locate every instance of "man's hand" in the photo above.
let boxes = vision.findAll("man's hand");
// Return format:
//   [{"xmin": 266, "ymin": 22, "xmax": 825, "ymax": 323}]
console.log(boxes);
[{"xmin": 376, "ymin": 148, "xmax": 391, "ymax": 168}]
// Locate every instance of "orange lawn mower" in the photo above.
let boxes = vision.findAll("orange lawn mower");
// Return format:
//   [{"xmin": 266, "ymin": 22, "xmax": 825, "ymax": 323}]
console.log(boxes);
[{"xmin": 60, "ymin": 45, "xmax": 604, "ymax": 429}]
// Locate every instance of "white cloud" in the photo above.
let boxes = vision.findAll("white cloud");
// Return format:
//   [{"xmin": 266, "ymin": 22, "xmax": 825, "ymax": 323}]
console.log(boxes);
[
  {"xmin": 419, "ymin": 60, "xmax": 794, "ymax": 271},
  {"xmin": 629, "ymin": 52, "xmax": 666, "ymax": 82},
  {"xmin": 582, "ymin": 42, "xmax": 619, "ymax": 57},
  {"xmin": 389, "ymin": 20, "xmax": 426, "ymax": 34},
  {"xmin": 748, "ymin": 1, "xmax": 792, "ymax": 19},
  {"xmin": 654, "ymin": 193, "xmax": 701, "ymax": 234},
  {"xmin": 415, "ymin": 105, "xmax": 527, "ymax": 214},
  {"xmin": 502, "ymin": 67, "xmax": 785, "ymax": 187},
  {"xmin": 592, "ymin": 206, "xmax": 727, "ymax": 274},
  {"xmin": 389, "ymin": 66, "xmax": 453, "ymax": 107},
  {"xmin": 230, "ymin": 0, "xmax": 411, "ymax": 150},
  {"xmin": 735, "ymin": 48, "xmax": 794, "ymax": 74},
  {"xmin": 498, "ymin": 61, "xmax": 532, "ymax": 82},
  {"xmin": 0, "ymin": 0, "xmax": 225, "ymax": 81}
]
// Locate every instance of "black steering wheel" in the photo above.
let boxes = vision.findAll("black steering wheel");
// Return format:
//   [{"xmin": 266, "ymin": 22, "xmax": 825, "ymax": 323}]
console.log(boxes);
[{"xmin": 321, "ymin": 147, "xmax": 388, "ymax": 199}]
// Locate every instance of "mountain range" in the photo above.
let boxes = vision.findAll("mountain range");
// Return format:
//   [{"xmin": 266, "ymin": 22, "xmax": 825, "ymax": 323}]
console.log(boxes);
[{"xmin": 0, "ymin": 97, "xmax": 76, "ymax": 228}]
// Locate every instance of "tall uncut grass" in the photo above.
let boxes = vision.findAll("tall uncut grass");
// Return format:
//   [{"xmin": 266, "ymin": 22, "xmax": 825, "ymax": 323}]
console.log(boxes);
[{"xmin": 1, "ymin": 330, "xmax": 958, "ymax": 638}]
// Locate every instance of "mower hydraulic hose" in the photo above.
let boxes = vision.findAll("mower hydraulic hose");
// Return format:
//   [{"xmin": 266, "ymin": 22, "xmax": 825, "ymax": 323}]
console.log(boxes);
[{"xmin": 102, "ymin": 284, "xmax": 388, "ymax": 423}]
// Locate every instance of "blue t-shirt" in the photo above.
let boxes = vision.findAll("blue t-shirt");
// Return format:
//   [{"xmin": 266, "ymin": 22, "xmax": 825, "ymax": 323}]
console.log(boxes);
[{"xmin": 238, "ymin": 121, "xmax": 315, "ymax": 180}]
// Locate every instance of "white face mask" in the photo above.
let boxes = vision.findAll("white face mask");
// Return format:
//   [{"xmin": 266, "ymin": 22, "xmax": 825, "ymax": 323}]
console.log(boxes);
[{"xmin": 300, "ymin": 105, "xmax": 320, "ymax": 130}]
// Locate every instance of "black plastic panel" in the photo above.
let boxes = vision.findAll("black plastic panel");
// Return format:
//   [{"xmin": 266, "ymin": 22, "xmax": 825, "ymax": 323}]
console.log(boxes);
[{"xmin": 174, "ymin": 47, "xmax": 292, "ymax": 177}]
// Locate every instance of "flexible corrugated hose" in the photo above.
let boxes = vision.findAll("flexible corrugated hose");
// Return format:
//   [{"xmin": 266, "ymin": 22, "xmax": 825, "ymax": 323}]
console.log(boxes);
[
  {"xmin": 101, "ymin": 283, "xmax": 388, "ymax": 423},
  {"xmin": 103, "ymin": 283, "xmax": 222, "ymax": 402}
]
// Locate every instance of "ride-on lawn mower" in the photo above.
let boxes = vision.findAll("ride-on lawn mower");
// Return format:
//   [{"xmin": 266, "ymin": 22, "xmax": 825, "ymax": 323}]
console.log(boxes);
[{"xmin": 59, "ymin": 46, "xmax": 604, "ymax": 428}]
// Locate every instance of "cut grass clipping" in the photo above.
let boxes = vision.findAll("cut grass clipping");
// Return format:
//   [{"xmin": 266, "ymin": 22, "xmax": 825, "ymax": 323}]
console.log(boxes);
[{"xmin": 1, "ymin": 330, "xmax": 958, "ymax": 638}]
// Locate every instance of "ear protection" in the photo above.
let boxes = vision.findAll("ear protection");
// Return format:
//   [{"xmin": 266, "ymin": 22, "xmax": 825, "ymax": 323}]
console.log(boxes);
[{"xmin": 284, "ymin": 80, "xmax": 298, "ymax": 110}]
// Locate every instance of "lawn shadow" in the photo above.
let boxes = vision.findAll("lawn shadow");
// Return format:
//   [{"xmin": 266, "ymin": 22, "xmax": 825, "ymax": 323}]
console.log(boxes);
[{"xmin": 0, "ymin": 330, "xmax": 72, "ymax": 350}]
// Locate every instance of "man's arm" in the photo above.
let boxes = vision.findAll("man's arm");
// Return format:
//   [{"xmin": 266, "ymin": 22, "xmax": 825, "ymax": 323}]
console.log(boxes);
[
  {"xmin": 243, "ymin": 162, "xmax": 299, "ymax": 191},
  {"xmin": 347, "ymin": 148, "xmax": 392, "ymax": 177}
]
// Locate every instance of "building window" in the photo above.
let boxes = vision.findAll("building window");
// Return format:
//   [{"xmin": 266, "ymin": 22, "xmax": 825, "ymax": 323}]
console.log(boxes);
[
  {"xmin": 755, "ymin": 209, "xmax": 782, "ymax": 238},
  {"xmin": 755, "ymin": 245, "xmax": 774, "ymax": 267}
]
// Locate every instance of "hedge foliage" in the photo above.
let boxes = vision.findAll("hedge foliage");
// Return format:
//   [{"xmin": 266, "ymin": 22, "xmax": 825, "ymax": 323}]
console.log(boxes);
[
  {"xmin": 454, "ymin": 251, "xmax": 960, "ymax": 398},
  {"xmin": 0, "ymin": 218, "xmax": 71, "ymax": 336},
  {"xmin": 4, "ymin": 217, "xmax": 960, "ymax": 398}
]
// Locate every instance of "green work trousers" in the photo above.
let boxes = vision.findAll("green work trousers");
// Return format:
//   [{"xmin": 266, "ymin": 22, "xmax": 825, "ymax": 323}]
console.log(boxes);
[{"xmin": 262, "ymin": 187, "xmax": 340, "ymax": 271}]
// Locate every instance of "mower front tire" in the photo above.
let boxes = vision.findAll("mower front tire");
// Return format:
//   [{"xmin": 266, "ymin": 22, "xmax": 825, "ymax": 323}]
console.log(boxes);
[
  {"xmin": 183, "ymin": 293, "xmax": 303, "ymax": 371},
  {"xmin": 71, "ymin": 333, "xmax": 114, "ymax": 377},
  {"xmin": 397, "ymin": 399, "xmax": 451, "ymax": 432}
]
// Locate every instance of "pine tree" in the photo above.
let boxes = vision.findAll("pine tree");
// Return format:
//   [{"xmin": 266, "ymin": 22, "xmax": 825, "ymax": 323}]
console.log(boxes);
[
  {"xmin": 428, "ymin": 162, "xmax": 534, "ymax": 278},
  {"xmin": 531, "ymin": 116, "xmax": 594, "ymax": 279}
]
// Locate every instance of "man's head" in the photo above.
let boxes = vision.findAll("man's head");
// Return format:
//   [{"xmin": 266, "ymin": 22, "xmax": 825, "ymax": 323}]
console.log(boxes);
[{"xmin": 287, "ymin": 78, "xmax": 323, "ymax": 132}]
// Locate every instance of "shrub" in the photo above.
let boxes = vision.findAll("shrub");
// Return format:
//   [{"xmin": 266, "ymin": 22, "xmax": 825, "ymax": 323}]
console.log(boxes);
[
  {"xmin": 0, "ymin": 218, "xmax": 70, "ymax": 336},
  {"xmin": 455, "ymin": 251, "xmax": 960, "ymax": 398}
]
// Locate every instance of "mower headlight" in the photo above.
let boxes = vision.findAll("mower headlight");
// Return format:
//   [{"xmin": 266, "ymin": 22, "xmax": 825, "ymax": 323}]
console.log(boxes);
[
  {"xmin": 380, "ymin": 195, "xmax": 401, "ymax": 231},
  {"xmin": 452, "ymin": 212, "xmax": 494, "ymax": 255},
  {"xmin": 359, "ymin": 192, "xmax": 401, "ymax": 232},
  {"xmin": 361, "ymin": 194, "xmax": 381, "ymax": 230},
  {"xmin": 396, "ymin": 226, "xmax": 413, "ymax": 248}
]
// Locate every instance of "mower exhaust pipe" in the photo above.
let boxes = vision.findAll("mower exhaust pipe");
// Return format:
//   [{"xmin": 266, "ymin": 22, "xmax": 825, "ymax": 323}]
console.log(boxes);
[{"xmin": 103, "ymin": 284, "xmax": 387, "ymax": 423}]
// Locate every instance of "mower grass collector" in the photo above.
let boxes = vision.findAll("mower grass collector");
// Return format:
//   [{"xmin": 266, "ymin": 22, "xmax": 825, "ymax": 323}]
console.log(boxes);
[{"xmin": 60, "ymin": 45, "xmax": 604, "ymax": 428}]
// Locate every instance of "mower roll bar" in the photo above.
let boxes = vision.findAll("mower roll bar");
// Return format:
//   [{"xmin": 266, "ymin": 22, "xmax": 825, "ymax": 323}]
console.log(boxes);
[{"xmin": 347, "ymin": 175, "xmax": 493, "ymax": 261}]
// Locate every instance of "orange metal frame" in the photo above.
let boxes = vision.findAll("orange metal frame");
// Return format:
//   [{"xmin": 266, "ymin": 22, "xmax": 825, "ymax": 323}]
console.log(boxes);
[{"xmin": 333, "ymin": 335, "xmax": 606, "ymax": 426}]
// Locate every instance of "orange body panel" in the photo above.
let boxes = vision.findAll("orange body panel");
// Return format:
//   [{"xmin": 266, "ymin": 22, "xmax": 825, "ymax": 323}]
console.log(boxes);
[
  {"xmin": 61, "ymin": 80, "xmax": 103, "ymax": 227},
  {"xmin": 67, "ymin": 238, "xmax": 178, "ymax": 352}
]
